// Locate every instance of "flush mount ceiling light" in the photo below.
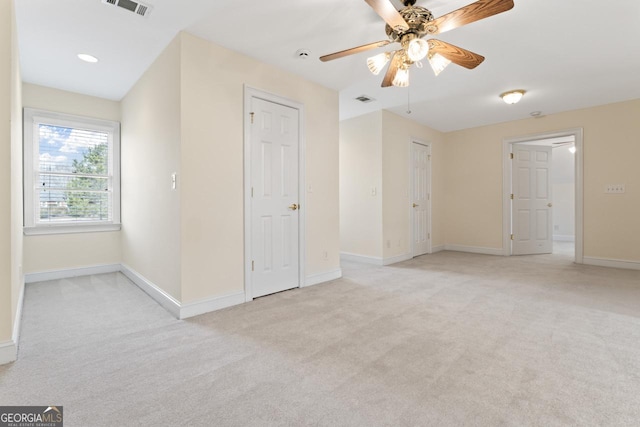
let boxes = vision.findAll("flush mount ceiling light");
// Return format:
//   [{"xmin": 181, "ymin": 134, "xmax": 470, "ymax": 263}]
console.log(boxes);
[
  {"xmin": 500, "ymin": 89, "xmax": 525, "ymax": 104},
  {"xmin": 77, "ymin": 53, "xmax": 99, "ymax": 63},
  {"xmin": 320, "ymin": 0, "xmax": 515, "ymax": 88}
]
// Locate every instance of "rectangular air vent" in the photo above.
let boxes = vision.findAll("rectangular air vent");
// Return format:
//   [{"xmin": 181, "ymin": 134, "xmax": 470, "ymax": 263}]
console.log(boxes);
[
  {"xmin": 101, "ymin": 0, "xmax": 152, "ymax": 17},
  {"xmin": 355, "ymin": 95, "xmax": 375, "ymax": 103}
]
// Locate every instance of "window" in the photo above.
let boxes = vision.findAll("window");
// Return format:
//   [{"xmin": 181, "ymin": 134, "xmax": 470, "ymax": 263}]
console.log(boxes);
[{"xmin": 23, "ymin": 108, "xmax": 120, "ymax": 234}]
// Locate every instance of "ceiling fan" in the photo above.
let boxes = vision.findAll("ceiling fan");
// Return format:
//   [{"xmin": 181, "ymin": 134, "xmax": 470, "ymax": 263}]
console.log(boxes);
[{"xmin": 320, "ymin": 0, "xmax": 514, "ymax": 87}]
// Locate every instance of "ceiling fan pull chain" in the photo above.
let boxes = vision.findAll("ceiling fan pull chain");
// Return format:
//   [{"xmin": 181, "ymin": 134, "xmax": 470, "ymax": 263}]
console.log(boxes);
[{"xmin": 406, "ymin": 89, "xmax": 412, "ymax": 114}]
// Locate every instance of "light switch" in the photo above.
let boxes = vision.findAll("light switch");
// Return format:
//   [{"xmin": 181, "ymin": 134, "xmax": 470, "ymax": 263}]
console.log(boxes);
[{"xmin": 171, "ymin": 173, "xmax": 177, "ymax": 190}]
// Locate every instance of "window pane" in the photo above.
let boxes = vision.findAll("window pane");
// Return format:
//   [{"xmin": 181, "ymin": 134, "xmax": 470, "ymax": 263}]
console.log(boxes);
[
  {"xmin": 38, "ymin": 174, "xmax": 108, "ymax": 191},
  {"xmin": 38, "ymin": 190, "xmax": 111, "ymax": 222},
  {"xmin": 38, "ymin": 124, "xmax": 108, "ymax": 174}
]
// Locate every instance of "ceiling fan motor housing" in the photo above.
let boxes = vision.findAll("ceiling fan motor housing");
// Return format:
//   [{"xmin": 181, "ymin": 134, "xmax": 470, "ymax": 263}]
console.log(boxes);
[{"xmin": 385, "ymin": 5, "xmax": 435, "ymax": 42}]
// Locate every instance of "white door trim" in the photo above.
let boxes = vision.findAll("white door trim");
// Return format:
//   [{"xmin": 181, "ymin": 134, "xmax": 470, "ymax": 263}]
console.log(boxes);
[
  {"xmin": 502, "ymin": 128, "xmax": 583, "ymax": 263},
  {"xmin": 243, "ymin": 86, "xmax": 306, "ymax": 301},
  {"xmin": 409, "ymin": 139, "xmax": 432, "ymax": 257}
]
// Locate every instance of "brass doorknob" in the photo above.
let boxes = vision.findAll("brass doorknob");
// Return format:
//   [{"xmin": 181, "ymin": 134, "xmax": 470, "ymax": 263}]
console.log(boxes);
[
  {"xmin": 547, "ymin": 202, "xmax": 553, "ymax": 208},
  {"xmin": 289, "ymin": 203, "xmax": 298, "ymax": 211},
  {"xmin": 413, "ymin": 203, "xmax": 419, "ymax": 208}
]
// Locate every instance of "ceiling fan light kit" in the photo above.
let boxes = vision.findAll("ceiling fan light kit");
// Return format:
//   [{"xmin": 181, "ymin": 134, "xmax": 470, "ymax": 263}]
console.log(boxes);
[
  {"xmin": 320, "ymin": 0, "xmax": 515, "ymax": 87},
  {"xmin": 500, "ymin": 89, "xmax": 525, "ymax": 104},
  {"xmin": 367, "ymin": 52, "xmax": 391, "ymax": 75}
]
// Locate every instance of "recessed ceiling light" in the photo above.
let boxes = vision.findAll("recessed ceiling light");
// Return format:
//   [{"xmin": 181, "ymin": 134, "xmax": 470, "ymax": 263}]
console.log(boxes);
[{"xmin": 77, "ymin": 53, "xmax": 99, "ymax": 63}]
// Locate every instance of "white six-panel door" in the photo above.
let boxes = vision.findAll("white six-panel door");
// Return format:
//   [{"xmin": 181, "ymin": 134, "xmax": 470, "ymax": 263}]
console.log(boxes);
[
  {"xmin": 250, "ymin": 98, "xmax": 300, "ymax": 298},
  {"xmin": 512, "ymin": 144, "xmax": 553, "ymax": 255},
  {"xmin": 412, "ymin": 142, "xmax": 430, "ymax": 257}
]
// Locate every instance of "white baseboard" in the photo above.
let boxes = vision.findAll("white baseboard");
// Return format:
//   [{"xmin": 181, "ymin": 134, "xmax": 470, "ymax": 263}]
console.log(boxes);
[
  {"xmin": 0, "ymin": 341, "xmax": 17, "ymax": 365},
  {"xmin": 432, "ymin": 245, "xmax": 445, "ymax": 253},
  {"xmin": 120, "ymin": 264, "xmax": 181, "ymax": 319},
  {"xmin": 340, "ymin": 252, "xmax": 383, "ymax": 265},
  {"xmin": 583, "ymin": 257, "xmax": 640, "ymax": 271},
  {"xmin": 25, "ymin": 264, "xmax": 121, "ymax": 284},
  {"xmin": 180, "ymin": 292, "xmax": 245, "ymax": 319},
  {"xmin": 304, "ymin": 269, "xmax": 342, "ymax": 287},
  {"xmin": 444, "ymin": 245, "xmax": 504, "ymax": 256},
  {"xmin": 383, "ymin": 253, "xmax": 412, "ymax": 266},
  {"xmin": 554, "ymin": 235, "xmax": 575, "ymax": 242}
]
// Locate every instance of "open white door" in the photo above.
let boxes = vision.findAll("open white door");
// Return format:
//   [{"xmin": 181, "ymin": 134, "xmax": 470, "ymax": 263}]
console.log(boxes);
[
  {"xmin": 411, "ymin": 142, "xmax": 430, "ymax": 257},
  {"xmin": 249, "ymin": 97, "xmax": 300, "ymax": 298},
  {"xmin": 512, "ymin": 144, "xmax": 553, "ymax": 255}
]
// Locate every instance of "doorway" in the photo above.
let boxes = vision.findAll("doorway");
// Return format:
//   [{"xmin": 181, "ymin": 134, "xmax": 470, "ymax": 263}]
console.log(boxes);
[
  {"xmin": 411, "ymin": 141, "xmax": 431, "ymax": 257},
  {"xmin": 243, "ymin": 87, "xmax": 305, "ymax": 300},
  {"xmin": 502, "ymin": 129, "xmax": 583, "ymax": 263}
]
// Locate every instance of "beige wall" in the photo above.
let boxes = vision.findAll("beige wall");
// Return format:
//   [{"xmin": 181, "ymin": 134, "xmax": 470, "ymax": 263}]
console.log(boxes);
[
  {"xmin": 0, "ymin": 0, "xmax": 13, "ymax": 343},
  {"xmin": 179, "ymin": 32, "xmax": 340, "ymax": 302},
  {"xmin": 445, "ymin": 99, "xmax": 640, "ymax": 262},
  {"xmin": 120, "ymin": 32, "xmax": 341, "ymax": 303},
  {"xmin": 121, "ymin": 36, "xmax": 182, "ymax": 300},
  {"xmin": 339, "ymin": 110, "xmax": 446, "ymax": 261},
  {"xmin": 381, "ymin": 110, "xmax": 446, "ymax": 258},
  {"xmin": 21, "ymin": 84, "xmax": 122, "ymax": 274},
  {"xmin": 339, "ymin": 112, "xmax": 383, "ymax": 258}
]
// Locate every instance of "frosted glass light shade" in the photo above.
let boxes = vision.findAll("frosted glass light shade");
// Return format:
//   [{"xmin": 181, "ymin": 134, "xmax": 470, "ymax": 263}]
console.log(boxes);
[
  {"xmin": 407, "ymin": 39, "xmax": 429, "ymax": 62},
  {"xmin": 367, "ymin": 52, "xmax": 391, "ymax": 75},
  {"xmin": 569, "ymin": 146, "xmax": 577, "ymax": 154},
  {"xmin": 500, "ymin": 90, "xmax": 525, "ymax": 104},
  {"xmin": 392, "ymin": 68, "xmax": 409, "ymax": 87},
  {"xmin": 427, "ymin": 52, "xmax": 451, "ymax": 76}
]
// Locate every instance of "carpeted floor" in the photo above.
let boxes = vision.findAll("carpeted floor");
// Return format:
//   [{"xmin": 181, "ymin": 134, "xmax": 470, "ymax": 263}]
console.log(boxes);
[{"xmin": 2, "ymin": 247, "xmax": 640, "ymax": 426}]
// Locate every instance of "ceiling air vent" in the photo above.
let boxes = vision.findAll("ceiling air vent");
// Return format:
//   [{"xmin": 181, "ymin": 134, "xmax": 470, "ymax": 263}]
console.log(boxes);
[
  {"xmin": 355, "ymin": 95, "xmax": 375, "ymax": 103},
  {"xmin": 101, "ymin": 0, "xmax": 152, "ymax": 17}
]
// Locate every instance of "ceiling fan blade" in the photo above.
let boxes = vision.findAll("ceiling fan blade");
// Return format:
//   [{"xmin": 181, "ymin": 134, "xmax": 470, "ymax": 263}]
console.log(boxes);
[
  {"xmin": 428, "ymin": 39, "xmax": 485, "ymax": 69},
  {"xmin": 381, "ymin": 51, "xmax": 402, "ymax": 87},
  {"xmin": 320, "ymin": 40, "xmax": 392, "ymax": 62},
  {"xmin": 430, "ymin": 0, "xmax": 514, "ymax": 35},
  {"xmin": 364, "ymin": 0, "xmax": 409, "ymax": 32}
]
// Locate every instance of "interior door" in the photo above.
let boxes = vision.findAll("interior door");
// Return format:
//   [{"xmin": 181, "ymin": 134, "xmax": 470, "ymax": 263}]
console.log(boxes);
[
  {"xmin": 250, "ymin": 97, "xmax": 300, "ymax": 298},
  {"xmin": 411, "ymin": 142, "xmax": 430, "ymax": 257},
  {"xmin": 512, "ymin": 144, "xmax": 553, "ymax": 255}
]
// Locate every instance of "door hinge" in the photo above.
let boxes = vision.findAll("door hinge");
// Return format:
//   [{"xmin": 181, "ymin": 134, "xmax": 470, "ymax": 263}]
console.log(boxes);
[
  {"xmin": 251, "ymin": 187, "xmax": 254, "ymax": 198},
  {"xmin": 428, "ymin": 154, "xmax": 431, "ymax": 161},
  {"xmin": 251, "ymin": 260, "xmax": 254, "ymax": 271},
  {"xmin": 510, "ymin": 152, "xmax": 514, "ymax": 160},
  {"xmin": 250, "ymin": 112, "xmax": 255, "ymax": 124},
  {"xmin": 428, "ymin": 233, "xmax": 431, "ymax": 239},
  {"xmin": 510, "ymin": 234, "xmax": 514, "ymax": 241},
  {"xmin": 510, "ymin": 193, "xmax": 514, "ymax": 200}
]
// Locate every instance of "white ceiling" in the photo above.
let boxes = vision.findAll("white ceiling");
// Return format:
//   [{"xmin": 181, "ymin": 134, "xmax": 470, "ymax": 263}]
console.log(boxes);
[{"xmin": 14, "ymin": 0, "xmax": 640, "ymax": 132}]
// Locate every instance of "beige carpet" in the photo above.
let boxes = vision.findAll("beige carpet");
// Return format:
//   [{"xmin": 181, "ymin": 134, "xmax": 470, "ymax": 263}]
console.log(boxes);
[{"xmin": 2, "ymin": 249, "xmax": 640, "ymax": 426}]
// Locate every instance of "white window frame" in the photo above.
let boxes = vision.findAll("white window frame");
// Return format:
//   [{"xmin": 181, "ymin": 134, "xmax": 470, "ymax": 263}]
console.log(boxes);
[{"xmin": 23, "ymin": 108, "xmax": 121, "ymax": 235}]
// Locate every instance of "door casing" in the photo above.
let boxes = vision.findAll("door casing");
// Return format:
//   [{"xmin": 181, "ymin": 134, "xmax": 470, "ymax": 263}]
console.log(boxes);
[
  {"xmin": 502, "ymin": 128, "xmax": 583, "ymax": 263},
  {"xmin": 243, "ymin": 86, "xmax": 306, "ymax": 301}
]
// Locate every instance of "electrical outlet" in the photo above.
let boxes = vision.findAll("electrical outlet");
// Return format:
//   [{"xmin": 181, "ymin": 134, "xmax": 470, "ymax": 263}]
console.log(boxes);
[{"xmin": 605, "ymin": 184, "xmax": 625, "ymax": 194}]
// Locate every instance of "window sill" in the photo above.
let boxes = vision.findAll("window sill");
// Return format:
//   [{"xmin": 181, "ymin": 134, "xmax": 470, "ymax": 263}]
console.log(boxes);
[{"xmin": 24, "ymin": 223, "xmax": 122, "ymax": 236}]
